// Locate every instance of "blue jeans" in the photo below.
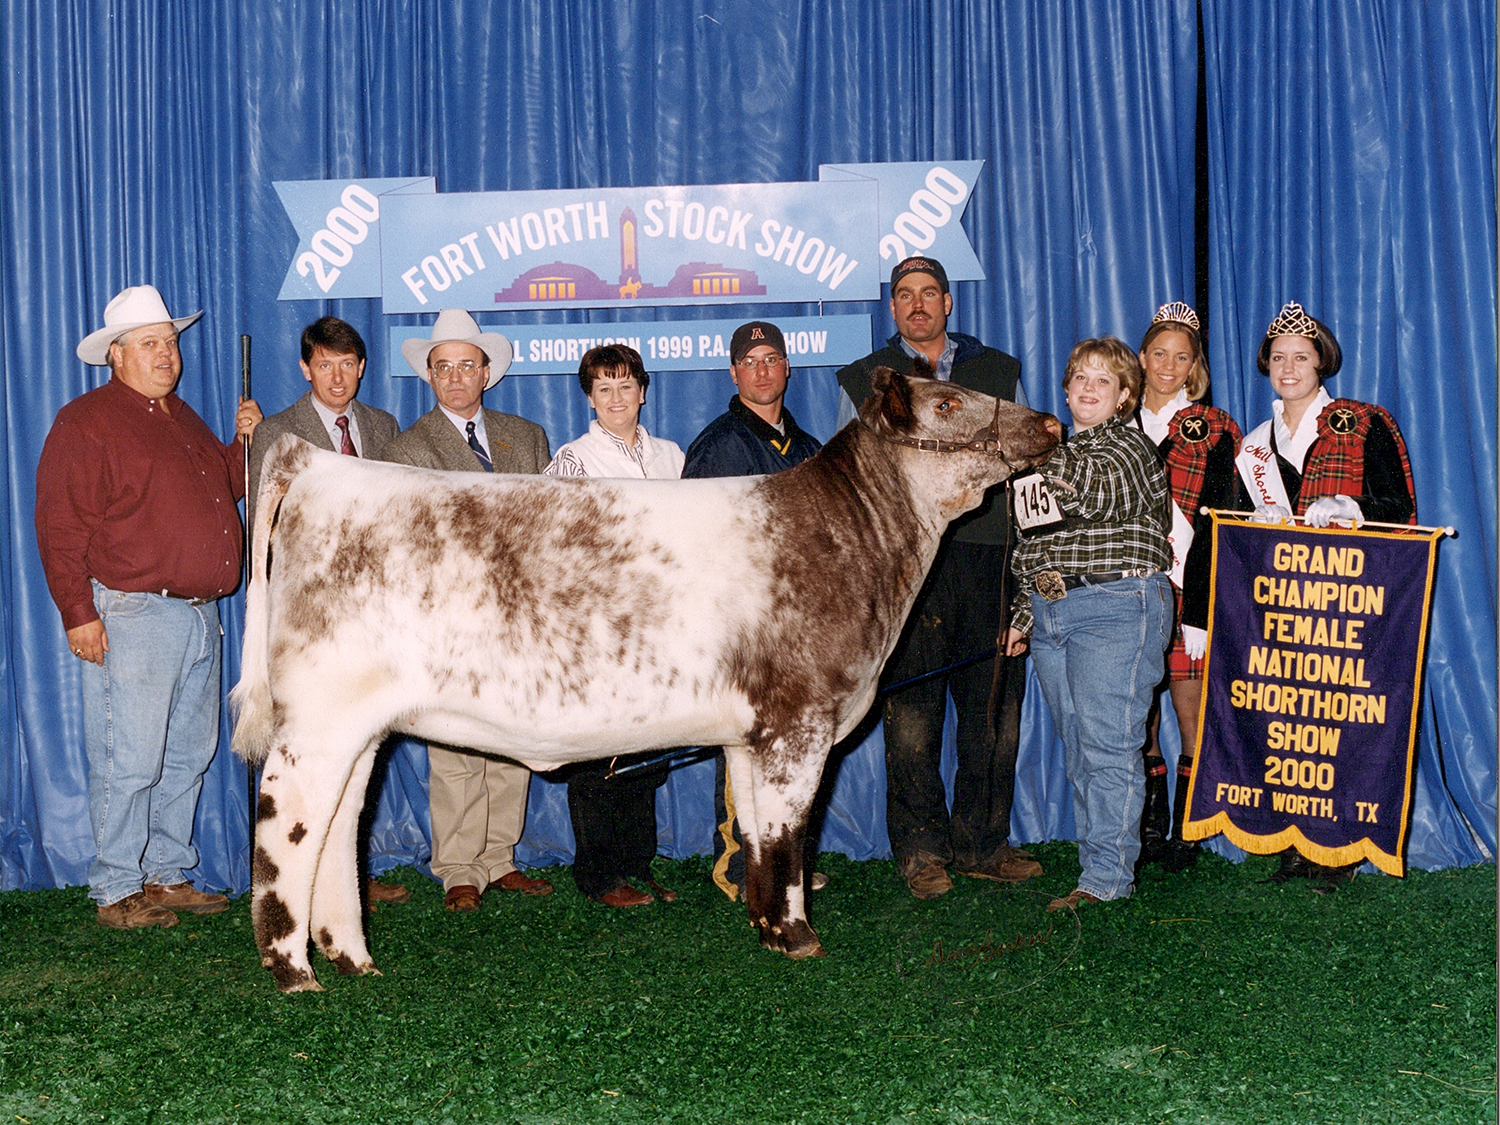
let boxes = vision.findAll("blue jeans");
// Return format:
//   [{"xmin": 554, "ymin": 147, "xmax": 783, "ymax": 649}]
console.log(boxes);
[
  {"xmin": 1028, "ymin": 574, "xmax": 1171, "ymax": 901},
  {"xmin": 82, "ymin": 582, "xmax": 222, "ymax": 906}
]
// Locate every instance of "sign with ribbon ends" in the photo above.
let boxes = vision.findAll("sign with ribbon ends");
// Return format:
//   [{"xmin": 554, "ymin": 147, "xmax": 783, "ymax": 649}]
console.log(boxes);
[
  {"xmin": 275, "ymin": 163, "xmax": 984, "ymax": 310},
  {"xmin": 1183, "ymin": 516, "xmax": 1445, "ymax": 875}
]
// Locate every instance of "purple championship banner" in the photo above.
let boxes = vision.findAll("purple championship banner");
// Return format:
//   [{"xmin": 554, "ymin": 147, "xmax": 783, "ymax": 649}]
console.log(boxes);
[{"xmin": 1183, "ymin": 516, "xmax": 1444, "ymax": 875}]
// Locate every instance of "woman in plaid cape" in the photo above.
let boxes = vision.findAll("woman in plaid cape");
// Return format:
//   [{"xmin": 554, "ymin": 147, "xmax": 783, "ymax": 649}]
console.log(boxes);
[
  {"xmin": 1130, "ymin": 303, "xmax": 1242, "ymax": 873},
  {"xmin": 1234, "ymin": 301, "xmax": 1417, "ymax": 892},
  {"xmin": 1235, "ymin": 302, "xmax": 1415, "ymax": 528}
]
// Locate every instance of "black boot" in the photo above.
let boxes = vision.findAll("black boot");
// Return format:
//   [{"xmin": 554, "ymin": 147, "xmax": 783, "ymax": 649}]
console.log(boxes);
[
  {"xmin": 1309, "ymin": 862, "xmax": 1359, "ymax": 895},
  {"xmin": 1260, "ymin": 848, "xmax": 1314, "ymax": 884},
  {"xmin": 1138, "ymin": 757, "xmax": 1170, "ymax": 870},
  {"xmin": 1160, "ymin": 757, "xmax": 1200, "ymax": 873}
]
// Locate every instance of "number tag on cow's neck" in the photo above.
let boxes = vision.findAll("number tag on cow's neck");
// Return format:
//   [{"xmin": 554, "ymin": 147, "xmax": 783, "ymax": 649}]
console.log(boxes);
[{"xmin": 1011, "ymin": 470, "xmax": 1071, "ymax": 536}]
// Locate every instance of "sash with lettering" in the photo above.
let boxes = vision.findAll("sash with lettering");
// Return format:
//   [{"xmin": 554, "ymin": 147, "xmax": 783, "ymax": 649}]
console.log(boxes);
[{"xmin": 1183, "ymin": 515, "xmax": 1444, "ymax": 875}]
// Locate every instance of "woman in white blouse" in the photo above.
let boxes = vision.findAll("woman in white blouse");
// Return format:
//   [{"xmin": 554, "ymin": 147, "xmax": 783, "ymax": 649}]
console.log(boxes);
[
  {"xmin": 545, "ymin": 345, "xmax": 684, "ymax": 480},
  {"xmin": 546, "ymin": 345, "xmax": 684, "ymax": 907}
]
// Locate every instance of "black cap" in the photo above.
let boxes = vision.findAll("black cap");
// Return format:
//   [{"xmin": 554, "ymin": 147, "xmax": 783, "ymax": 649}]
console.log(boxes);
[
  {"xmin": 730, "ymin": 321, "xmax": 787, "ymax": 364},
  {"xmin": 889, "ymin": 256, "xmax": 949, "ymax": 293}
]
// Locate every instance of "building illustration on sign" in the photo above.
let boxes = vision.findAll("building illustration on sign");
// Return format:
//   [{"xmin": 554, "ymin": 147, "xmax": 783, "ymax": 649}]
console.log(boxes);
[{"xmin": 493, "ymin": 206, "xmax": 765, "ymax": 305}]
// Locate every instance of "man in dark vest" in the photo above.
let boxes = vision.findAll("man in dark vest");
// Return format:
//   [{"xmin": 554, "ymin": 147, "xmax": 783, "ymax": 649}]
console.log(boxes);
[{"xmin": 836, "ymin": 256, "xmax": 1041, "ymax": 899}]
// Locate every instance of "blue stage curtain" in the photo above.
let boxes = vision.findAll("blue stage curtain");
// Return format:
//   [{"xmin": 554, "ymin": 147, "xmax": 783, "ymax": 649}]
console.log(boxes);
[
  {"xmin": 1201, "ymin": 0, "xmax": 1496, "ymax": 868},
  {"xmin": 4, "ymin": 0, "xmax": 1487, "ymax": 894}
]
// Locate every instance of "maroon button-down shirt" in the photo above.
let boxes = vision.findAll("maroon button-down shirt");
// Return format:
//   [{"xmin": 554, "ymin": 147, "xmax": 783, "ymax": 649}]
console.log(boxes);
[{"xmin": 35, "ymin": 377, "xmax": 246, "ymax": 630}]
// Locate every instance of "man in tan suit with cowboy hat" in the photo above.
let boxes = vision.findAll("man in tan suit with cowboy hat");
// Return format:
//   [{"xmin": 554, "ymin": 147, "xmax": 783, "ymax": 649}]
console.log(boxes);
[
  {"xmin": 35, "ymin": 284, "xmax": 261, "ymax": 929},
  {"xmin": 380, "ymin": 308, "xmax": 553, "ymax": 910}
]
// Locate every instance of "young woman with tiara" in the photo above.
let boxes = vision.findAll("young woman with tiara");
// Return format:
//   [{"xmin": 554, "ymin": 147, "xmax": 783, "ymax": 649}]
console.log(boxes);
[
  {"xmin": 1236, "ymin": 300, "xmax": 1416, "ymax": 892},
  {"xmin": 1130, "ymin": 302, "xmax": 1242, "ymax": 873}
]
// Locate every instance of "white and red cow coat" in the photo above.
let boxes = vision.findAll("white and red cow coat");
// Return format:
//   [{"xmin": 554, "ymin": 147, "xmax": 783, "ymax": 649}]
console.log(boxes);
[{"xmin": 232, "ymin": 370, "xmax": 1060, "ymax": 991}]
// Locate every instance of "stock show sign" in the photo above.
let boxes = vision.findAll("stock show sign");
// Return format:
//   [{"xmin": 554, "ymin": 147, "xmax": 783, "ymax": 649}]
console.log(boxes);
[
  {"xmin": 1184, "ymin": 516, "xmax": 1445, "ymax": 875},
  {"xmin": 385, "ymin": 315, "xmax": 872, "ymax": 378},
  {"xmin": 276, "ymin": 163, "xmax": 984, "ymax": 311}
]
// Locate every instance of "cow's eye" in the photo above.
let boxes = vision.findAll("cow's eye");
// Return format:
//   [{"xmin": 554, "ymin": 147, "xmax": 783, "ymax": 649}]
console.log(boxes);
[{"xmin": 935, "ymin": 400, "xmax": 955, "ymax": 413}]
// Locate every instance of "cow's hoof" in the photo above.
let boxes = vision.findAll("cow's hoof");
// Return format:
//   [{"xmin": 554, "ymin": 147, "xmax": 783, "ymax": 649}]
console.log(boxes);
[
  {"xmin": 759, "ymin": 919, "xmax": 824, "ymax": 959},
  {"xmin": 265, "ymin": 952, "xmax": 323, "ymax": 993},
  {"xmin": 330, "ymin": 954, "xmax": 380, "ymax": 977}
]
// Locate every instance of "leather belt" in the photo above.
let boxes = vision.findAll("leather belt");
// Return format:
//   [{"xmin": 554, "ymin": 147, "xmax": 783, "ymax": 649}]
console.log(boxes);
[
  {"xmin": 160, "ymin": 589, "xmax": 215, "ymax": 606},
  {"xmin": 1034, "ymin": 568, "xmax": 1149, "ymax": 602}
]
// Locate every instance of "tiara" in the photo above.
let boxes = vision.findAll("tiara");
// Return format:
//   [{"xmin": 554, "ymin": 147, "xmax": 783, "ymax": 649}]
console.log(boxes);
[
  {"xmin": 1265, "ymin": 301, "xmax": 1318, "ymax": 339},
  {"xmin": 1152, "ymin": 301, "xmax": 1199, "ymax": 331}
]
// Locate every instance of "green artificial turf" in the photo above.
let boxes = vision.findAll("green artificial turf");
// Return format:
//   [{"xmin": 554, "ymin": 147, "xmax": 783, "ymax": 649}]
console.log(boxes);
[{"xmin": 1, "ymin": 847, "xmax": 1493, "ymax": 1124}]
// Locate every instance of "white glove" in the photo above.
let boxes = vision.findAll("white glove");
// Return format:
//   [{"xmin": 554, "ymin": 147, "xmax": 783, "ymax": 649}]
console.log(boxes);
[
  {"xmin": 1181, "ymin": 625, "xmax": 1208, "ymax": 661},
  {"xmin": 1251, "ymin": 504, "xmax": 1291, "ymax": 524},
  {"xmin": 1304, "ymin": 494, "xmax": 1363, "ymax": 528}
]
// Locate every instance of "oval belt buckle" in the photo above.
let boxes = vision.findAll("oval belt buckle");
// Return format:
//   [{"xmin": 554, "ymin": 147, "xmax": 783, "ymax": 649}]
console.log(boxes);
[{"xmin": 1035, "ymin": 571, "xmax": 1067, "ymax": 602}]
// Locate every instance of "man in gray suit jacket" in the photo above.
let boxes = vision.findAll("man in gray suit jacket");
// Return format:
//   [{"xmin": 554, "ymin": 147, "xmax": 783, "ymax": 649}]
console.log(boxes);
[
  {"xmin": 247, "ymin": 316, "xmax": 409, "ymax": 909},
  {"xmin": 247, "ymin": 316, "xmax": 399, "ymax": 524},
  {"xmin": 379, "ymin": 308, "xmax": 553, "ymax": 911}
]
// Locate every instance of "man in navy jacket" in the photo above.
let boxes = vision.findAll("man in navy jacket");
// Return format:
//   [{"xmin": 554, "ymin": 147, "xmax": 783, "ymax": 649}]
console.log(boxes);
[
  {"xmin": 684, "ymin": 321, "xmax": 821, "ymax": 898},
  {"xmin": 683, "ymin": 320, "xmax": 820, "ymax": 477}
]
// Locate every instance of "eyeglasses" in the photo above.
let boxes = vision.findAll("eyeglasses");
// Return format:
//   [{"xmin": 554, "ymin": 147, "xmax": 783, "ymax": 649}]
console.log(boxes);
[
  {"xmin": 431, "ymin": 360, "xmax": 483, "ymax": 378},
  {"xmin": 736, "ymin": 355, "xmax": 787, "ymax": 371}
]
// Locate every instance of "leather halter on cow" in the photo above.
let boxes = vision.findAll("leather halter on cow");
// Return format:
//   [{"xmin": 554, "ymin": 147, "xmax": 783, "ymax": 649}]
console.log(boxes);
[
  {"xmin": 232, "ymin": 368, "xmax": 1060, "ymax": 991},
  {"xmin": 866, "ymin": 388, "xmax": 1020, "ymax": 461}
]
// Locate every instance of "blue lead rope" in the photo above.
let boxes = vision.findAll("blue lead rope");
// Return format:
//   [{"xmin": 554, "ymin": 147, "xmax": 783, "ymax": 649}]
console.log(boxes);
[{"xmin": 606, "ymin": 647, "xmax": 999, "ymax": 778}]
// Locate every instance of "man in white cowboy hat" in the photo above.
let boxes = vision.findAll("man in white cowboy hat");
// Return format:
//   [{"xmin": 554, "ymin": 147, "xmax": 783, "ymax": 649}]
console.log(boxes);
[
  {"xmin": 35, "ymin": 283, "xmax": 262, "ymax": 930},
  {"xmin": 379, "ymin": 308, "xmax": 554, "ymax": 911}
]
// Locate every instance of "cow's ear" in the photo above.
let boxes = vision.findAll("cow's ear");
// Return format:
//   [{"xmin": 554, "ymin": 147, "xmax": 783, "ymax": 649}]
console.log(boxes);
[{"xmin": 867, "ymin": 366, "xmax": 915, "ymax": 432}]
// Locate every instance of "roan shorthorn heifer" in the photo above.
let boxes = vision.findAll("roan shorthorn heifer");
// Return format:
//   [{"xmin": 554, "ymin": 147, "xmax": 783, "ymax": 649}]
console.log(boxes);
[{"xmin": 233, "ymin": 368, "xmax": 1060, "ymax": 991}]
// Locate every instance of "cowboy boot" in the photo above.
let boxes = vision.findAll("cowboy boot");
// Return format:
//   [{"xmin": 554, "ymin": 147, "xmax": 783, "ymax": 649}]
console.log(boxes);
[
  {"xmin": 1159, "ymin": 757, "xmax": 1200, "ymax": 873},
  {"xmin": 1259, "ymin": 848, "xmax": 1314, "ymax": 884},
  {"xmin": 1138, "ymin": 757, "xmax": 1170, "ymax": 870},
  {"xmin": 1309, "ymin": 862, "xmax": 1359, "ymax": 895}
]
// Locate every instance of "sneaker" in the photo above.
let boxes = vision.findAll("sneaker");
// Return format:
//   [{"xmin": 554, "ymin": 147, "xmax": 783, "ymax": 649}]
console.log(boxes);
[
  {"xmin": 98, "ymin": 891, "xmax": 179, "ymax": 930},
  {"xmin": 900, "ymin": 853, "xmax": 953, "ymax": 901},
  {"xmin": 809, "ymin": 871, "xmax": 829, "ymax": 892},
  {"xmin": 143, "ymin": 882, "xmax": 230, "ymax": 915}
]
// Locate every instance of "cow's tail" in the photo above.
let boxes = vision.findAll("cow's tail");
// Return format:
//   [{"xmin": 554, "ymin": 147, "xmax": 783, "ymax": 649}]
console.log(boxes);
[{"xmin": 230, "ymin": 435, "xmax": 312, "ymax": 764}]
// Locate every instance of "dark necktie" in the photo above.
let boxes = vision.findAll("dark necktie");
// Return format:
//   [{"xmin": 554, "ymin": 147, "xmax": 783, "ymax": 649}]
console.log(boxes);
[
  {"xmin": 335, "ymin": 415, "xmax": 356, "ymax": 456},
  {"xmin": 466, "ymin": 420, "xmax": 493, "ymax": 471}
]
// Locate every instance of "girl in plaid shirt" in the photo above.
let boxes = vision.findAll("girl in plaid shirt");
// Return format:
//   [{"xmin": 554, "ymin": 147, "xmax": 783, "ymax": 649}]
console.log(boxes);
[{"xmin": 1004, "ymin": 337, "xmax": 1173, "ymax": 910}]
